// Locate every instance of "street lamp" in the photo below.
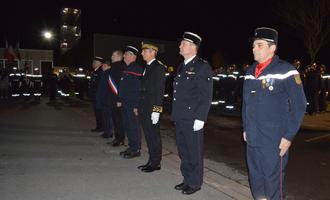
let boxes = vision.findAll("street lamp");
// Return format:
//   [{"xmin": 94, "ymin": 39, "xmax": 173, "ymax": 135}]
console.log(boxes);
[{"xmin": 43, "ymin": 31, "xmax": 53, "ymax": 40}]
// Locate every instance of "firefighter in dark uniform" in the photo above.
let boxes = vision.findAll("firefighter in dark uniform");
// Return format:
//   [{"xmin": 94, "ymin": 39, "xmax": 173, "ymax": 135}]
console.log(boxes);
[
  {"xmin": 74, "ymin": 67, "xmax": 87, "ymax": 100},
  {"xmin": 118, "ymin": 45, "xmax": 144, "ymax": 158},
  {"xmin": 137, "ymin": 41, "xmax": 166, "ymax": 172},
  {"xmin": 171, "ymin": 32, "xmax": 213, "ymax": 195},
  {"xmin": 242, "ymin": 27, "xmax": 307, "ymax": 200},
  {"xmin": 90, "ymin": 56, "xmax": 104, "ymax": 132},
  {"xmin": 31, "ymin": 68, "xmax": 43, "ymax": 103},
  {"xmin": 223, "ymin": 65, "xmax": 238, "ymax": 104},
  {"xmin": 21, "ymin": 69, "xmax": 32, "ymax": 101},
  {"xmin": 107, "ymin": 50, "xmax": 126, "ymax": 147},
  {"xmin": 305, "ymin": 63, "xmax": 321, "ymax": 115},
  {"xmin": 48, "ymin": 68, "xmax": 58, "ymax": 103},
  {"xmin": 9, "ymin": 67, "xmax": 22, "ymax": 99},
  {"xmin": 214, "ymin": 67, "xmax": 226, "ymax": 102},
  {"xmin": 58, "ymin": 69, "xmax": 71, "ymax": 99},
  {"xmin": 98, "ymin": 61, "xmax": 114, "ymax": 139}
]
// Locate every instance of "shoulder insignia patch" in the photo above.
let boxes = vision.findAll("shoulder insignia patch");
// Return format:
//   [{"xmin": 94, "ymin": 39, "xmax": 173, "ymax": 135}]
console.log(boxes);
[{"xmin": 294, "ymin": 74, "xmax": 302, "ymax": 85}]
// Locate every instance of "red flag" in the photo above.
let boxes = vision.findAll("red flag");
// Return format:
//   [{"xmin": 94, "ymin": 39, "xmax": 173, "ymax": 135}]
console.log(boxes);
[{"xmin": 3, "ymin": 43, "xmax": 16, "ymax": 63}]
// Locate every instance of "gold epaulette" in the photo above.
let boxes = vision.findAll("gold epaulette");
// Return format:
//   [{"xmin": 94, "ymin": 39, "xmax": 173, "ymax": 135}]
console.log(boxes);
[
  {"xmin": 152, "ymin": 105, "xmax": 163, "ymax": 113},
  {"xmin": 157, "ymin": 60, "xmax": 167, "ymax": 69}
]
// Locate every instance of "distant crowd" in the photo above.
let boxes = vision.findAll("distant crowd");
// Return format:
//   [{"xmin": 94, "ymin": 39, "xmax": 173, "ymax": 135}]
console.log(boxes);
[{"xmin": 0, "ymin": 59, "xmax": 329, "ymax": 115}]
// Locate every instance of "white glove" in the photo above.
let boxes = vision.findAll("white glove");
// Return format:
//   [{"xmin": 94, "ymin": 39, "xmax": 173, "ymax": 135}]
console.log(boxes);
[
  {"xmin": 151, "ymin": 112, "xmax": 160, "ymax": 124},
  {"xmin": 193, "ymin": 119, "xmax": 204, "ymax": 131}
]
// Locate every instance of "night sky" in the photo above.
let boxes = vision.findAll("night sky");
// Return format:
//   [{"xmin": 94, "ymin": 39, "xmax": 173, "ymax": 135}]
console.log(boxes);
[{"xmin": 1, "ymin": 0, "xmax": 329, "ymax": 67}]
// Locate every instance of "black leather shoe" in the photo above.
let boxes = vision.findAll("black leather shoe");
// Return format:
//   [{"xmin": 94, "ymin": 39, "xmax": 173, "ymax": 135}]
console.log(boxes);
[
  {"xmin": 182, "ymin": 186, "xmax": 200, "ymax": 195},
  {"xmin": 111, "ymin": 139, "xmax": 124, "ymax": 147},
  {"xmin": 141, "ymin": 164, "xmax": 161, "ymax": 173},
  {"xmin": 137, "ymin": 162, "xmax": 150, "ymax": 170},
  {"xmin": 174, "ymin": 183, "xmax": 187, "ymax": 190},
  {"xmin": 120, "ymin": 148, "xmax": 130, "ymax": 156},
  {"xmin": 91, "ymin": 128, "xmax": 103, "ymax": 132},
  {"xmin": 123, "ymin": 150, "xmax": 141, "ymax": 159}
]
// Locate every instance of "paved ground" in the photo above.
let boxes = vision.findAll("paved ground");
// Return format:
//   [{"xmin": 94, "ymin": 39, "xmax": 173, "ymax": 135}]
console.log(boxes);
[
  {"xmin": 0, "ymin": 99, "xmax": 252, "ymax": 200},
  {"xmin": 163, "ymin": 102, "xmax": 330, "ymax": 200},
  {"xmin": 1, "ymin": 98, "xmax": 329, "ymax": 200}
]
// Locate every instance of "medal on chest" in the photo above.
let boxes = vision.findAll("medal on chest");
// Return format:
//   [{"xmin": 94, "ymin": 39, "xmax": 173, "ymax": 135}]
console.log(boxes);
[
  {"xmin": 261, "ymin": 79, "xmax": 266, "ymax": 88},
  {"xmin": 269, "ymin": 85, "xmax": 274, "ymax": 91},
  {"xmin": 261, "ymin": 78, "xmax": 275, "ymax": 91}
]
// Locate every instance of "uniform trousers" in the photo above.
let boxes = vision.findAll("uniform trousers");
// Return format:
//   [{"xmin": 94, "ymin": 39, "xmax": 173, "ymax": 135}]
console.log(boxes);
[
  {"xmin": 121, "ymin": 100, "xmax": 141, "ymax": 152},
  {"xmin": 140, "ymin": 103, "xmax": 162, "ymax": 166},
  {"xmin": 112, "ymin": 106, "xmax": 125, "ymax": 141},
  {"xmin": 175, "ymin": 119, "xmax": 204, "ymax": 189},
  {"xmin": 247, "ymin": 145, "xmax": 288, "ymax": 200},
  {"xmin": 93, "ymin": 100, "xmax": 103, "ymax": 130},
  {"xmin": 102, "ymin": 107, "xmax": 113, "ymax": 137}
]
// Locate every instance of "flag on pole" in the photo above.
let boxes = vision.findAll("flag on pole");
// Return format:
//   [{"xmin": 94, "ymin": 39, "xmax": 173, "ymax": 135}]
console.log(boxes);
[{"xmin": 3, "ymin": 41, "xmax": 16, "ymax": 63}]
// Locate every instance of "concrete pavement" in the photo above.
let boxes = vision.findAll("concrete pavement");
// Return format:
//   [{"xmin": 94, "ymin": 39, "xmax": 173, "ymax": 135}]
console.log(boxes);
[
  {"xmin": 300, "ymin": 112, "xmax": 330, "ymax": 131},
  {"xmin": 0, "ymin": 99, "xmax": 253, "ymax": 200},
  {"xmin": 2, "ymin": 98, "xmax": 328, "ymax": 200}
]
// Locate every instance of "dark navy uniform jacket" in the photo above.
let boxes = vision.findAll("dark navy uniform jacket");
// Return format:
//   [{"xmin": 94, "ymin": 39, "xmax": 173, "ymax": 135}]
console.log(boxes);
[
  {"xmin": 31, "ymin": 74, "xmax": 43, "ymax": 93},
  {"xmin": 118, "ymin": 62, "xmax": 144, "ymax": 108},
  {"xmin": 9, "ymin": 72, "xmax": 22, "ymax": 88},
  {"xmin": 95, "ymin": 70, "xmax": 108, "ymax": 109},
  {"xmin": 171, "ymin": 56, "xmax": 213, "ymax": 122},
  {"xmin": 96, "ymin": 69, "xmax": 110, "ymax": 109},
  {"xmin": 242, "ymin": 56, "xmax": 307, "ymax": 148},
  {"xmin": 90, "ymin": 67, "xmax": 102, "ymax": 100},
  {"xmin": 139, "ymin": 59, "xmax": 166, "ymax": 113},
  {"xmin": 48, "ymin": 73, "xmax": 58, "ymax": 90},
  {"xmin": 21, "ymin": 74, "xmax": 32, "ymax": 94},
  {"xmin": 106, "ymin": 61, "xmax": 125, "ymax": 107}
]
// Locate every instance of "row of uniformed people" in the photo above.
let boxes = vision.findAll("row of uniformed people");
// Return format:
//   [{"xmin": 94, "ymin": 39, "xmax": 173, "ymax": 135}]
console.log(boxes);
[
  {"xmin": 164, "ymin": 64, "xmax": 245, "ymax": 110},
  {"xmin": 1, "ymin": 67, "xmax": 43, "ymax": 102},
  {"xmin": 90, "ymin": 43, "xmax": 166, "ymax": 171},
  {"xmin": 0, "ymin": 66, "xmax": 93, "ymax": 102},
  {"xmin": 89, "ymin": 32, "xmax": 213, "ymax": 195},
  {"xmin": 212, "ymin": 67, "xmax": 246, "ymax": 107},
  {"xmin": 56, "ymin": 69, "xmax": 89, "ymax": 100},
  {"xmin": 295, "ymin": 63, "xmax": 330, "ymax": 114},
  {"xmin": 44, "ymin": 67, "xmax": 93, "ymax": 102},
  {"xmin": 87, "ymin": 28, "xmax": 323, "ymax": 199},
  {"xmin": 211, "ymin": 62, "xmax": 330, "ymax": 113}
]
